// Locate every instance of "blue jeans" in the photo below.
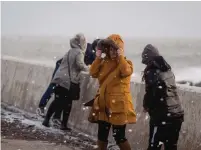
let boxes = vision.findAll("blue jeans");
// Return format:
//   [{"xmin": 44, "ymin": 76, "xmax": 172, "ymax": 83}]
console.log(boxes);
[{"xmin": 39, "ymin": 83, "xmax": 55, "ymax": 108}]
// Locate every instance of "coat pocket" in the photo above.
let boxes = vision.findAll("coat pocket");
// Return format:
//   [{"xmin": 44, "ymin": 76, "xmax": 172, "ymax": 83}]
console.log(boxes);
[{"xmin": 109, "ymin": 93, "xmax": 126, "ymax": 113}]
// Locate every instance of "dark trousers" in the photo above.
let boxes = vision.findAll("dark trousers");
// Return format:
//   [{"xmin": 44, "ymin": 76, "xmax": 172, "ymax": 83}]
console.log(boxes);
[
  {"xmin": 98, "ymin": 121, "xmax": 127, "ymax": 144},
  {"xmin": 39, "ymin": 83, "xmax": 55, "ymax": 108},
  {"xmin": 45, "ymin": 85, "xmax": 73, "ymax": 126},
  {"xmin": 148, "ymin": 121, "xmax": 182, "ymax": 150}
]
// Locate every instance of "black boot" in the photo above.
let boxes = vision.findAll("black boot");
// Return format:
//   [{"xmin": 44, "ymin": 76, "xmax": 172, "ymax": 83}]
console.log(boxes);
[
  {"xmin": 60, "ymin": 123, "xmax": 71, "ymax": 131},
  {"xmin": 42, "ymin": 100, "xmax": 56, "ymax": 127},
  {"xmin": 60, "ymin": 97, "xmax": 73, "ymax": 131},
  {"xmin": 53, "ymin": 108, "xmax": 62, "ymax": 120},
  {"xmin": 42, "ymin": 117, "xmax": 50, "ymax": 127},
  {"xmin": 60, "ymin": 111, "xmax": 71, "ymax": 131}
]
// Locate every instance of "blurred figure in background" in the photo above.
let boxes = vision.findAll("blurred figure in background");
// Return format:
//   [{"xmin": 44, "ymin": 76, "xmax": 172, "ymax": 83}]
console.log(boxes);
[
  {"xmin": 84, "ymin": 39, "xmax": 100, "ymax": 65},
  {"xmin": 36, "ymin": 58, "xmax": 63, "ymax": 117}
]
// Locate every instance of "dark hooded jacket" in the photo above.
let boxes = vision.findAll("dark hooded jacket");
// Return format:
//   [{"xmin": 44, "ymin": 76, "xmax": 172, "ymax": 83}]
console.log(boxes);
[
  {"xmin": 51, "ymin": 58, "xmax": 63, "ymax": 79},
  {"xmin": 84, "ymin": 39, "xmax": 101, "ymax": 65},
  {"xmin": 142, "ymin": 44, "xmax": 184, "ymax": 125},
  {"xmin": 84, "ymin": 43, "xmax": 94, "ymax": 65}
]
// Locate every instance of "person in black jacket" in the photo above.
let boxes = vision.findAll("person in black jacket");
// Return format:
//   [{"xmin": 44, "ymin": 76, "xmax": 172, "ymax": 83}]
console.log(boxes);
[
  {"xmin": 84, "ymin": 39, "xmax": 100, "ymax": 65},
  {"xmin": 142, "ymin": 44, "xmax": 184, "ymax": 150}
]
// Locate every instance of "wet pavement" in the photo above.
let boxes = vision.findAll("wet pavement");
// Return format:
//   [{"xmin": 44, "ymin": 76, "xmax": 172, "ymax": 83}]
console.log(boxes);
[{"xmin": 1, "ymin": 105, "xmax": 96, "ymax": 150}]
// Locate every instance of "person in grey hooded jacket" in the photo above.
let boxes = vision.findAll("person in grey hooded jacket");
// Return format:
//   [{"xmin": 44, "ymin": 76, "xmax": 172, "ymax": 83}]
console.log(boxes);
[
  {"xmin": 42, "ymin": 33, "xmax": 89, "ymax": 130},
  {"xmin": 142, "ymin": 44, "xmax": 184, "ymax": 150}
]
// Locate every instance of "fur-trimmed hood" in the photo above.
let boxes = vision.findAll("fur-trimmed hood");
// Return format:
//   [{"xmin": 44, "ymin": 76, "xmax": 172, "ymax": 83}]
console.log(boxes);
[{"xmin": 96, "ymin": 34, "xmax": 124, "ymax": 57}]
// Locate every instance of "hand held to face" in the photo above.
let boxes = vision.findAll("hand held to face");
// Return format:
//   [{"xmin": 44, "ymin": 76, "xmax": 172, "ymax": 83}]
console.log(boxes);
[{"xmin": 117, "ymin": 48, "xmax": 123, "ymax": 57}]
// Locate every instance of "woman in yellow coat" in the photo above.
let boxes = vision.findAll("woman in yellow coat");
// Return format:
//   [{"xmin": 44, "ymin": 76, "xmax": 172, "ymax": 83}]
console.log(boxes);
[{"xmin": 89, "ymin": 34, "xmax": 136, "ymax": 150}]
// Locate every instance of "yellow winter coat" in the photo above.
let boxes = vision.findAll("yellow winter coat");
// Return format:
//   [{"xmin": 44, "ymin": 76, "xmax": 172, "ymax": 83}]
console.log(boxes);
[{"xmin": 88, "ymin": 34, "xmax": 136, "ymax": 125}]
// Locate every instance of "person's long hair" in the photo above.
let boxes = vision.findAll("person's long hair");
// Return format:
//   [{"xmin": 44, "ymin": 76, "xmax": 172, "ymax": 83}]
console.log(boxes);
[{"xmin": 141, "ymin": 65, "xmax": 150, "ymax": 82}]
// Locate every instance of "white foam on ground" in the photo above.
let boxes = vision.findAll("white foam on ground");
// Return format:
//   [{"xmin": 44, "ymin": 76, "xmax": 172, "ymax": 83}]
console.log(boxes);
[
  {"xmin": 1, "ymin": 107, "xmax": 64, "ymax": 135},
  {"xmin": 1, "ymin": 104, "xmax": 97, "ymax": 147}
]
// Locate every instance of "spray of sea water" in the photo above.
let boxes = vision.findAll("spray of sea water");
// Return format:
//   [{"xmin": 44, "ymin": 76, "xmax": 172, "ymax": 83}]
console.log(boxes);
[{"xmin": 1, "ymin": 36, "xmax": 201, "ymax": 87}]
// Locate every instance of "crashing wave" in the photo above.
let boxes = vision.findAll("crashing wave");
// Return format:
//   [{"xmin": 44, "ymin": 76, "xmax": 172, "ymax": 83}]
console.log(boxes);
[{"xmin": 177, "ymin": 80, "xmax": 201, "ymax": 87}]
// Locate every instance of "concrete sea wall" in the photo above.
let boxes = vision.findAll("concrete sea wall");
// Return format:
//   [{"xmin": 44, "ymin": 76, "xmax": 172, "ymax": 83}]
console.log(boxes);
[{"xmin": 1, "ymin": 57, "xmax": 201, "ymax": 150}]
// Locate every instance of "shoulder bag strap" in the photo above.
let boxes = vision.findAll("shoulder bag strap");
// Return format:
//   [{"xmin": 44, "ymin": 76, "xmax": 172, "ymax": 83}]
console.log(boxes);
[{"xmin": 67, "ymin": 51, "xmax": 71, "ymax": 81}]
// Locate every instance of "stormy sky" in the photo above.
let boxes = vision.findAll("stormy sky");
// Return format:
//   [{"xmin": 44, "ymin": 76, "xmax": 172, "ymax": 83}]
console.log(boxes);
[{"xmin": 1, "ymin": 1, "xmax": 201, "ymax": 38}]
